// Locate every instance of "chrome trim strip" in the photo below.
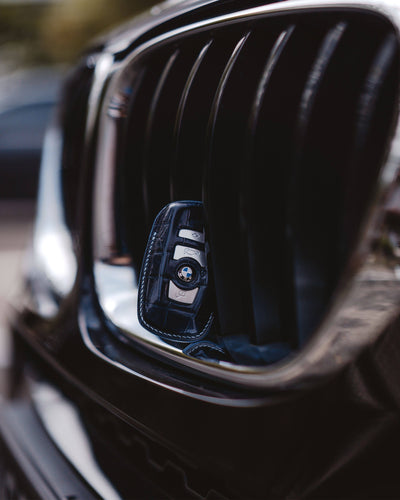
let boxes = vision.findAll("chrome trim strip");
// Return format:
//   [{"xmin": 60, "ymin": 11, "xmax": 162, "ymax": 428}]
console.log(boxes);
[
  {"xmin": 79, "ymin": 308, "xmax": 266, "ymax": 405},
  {"xmin": 109, "ymin": 0, "xmax": 400, "ymax": 78}
]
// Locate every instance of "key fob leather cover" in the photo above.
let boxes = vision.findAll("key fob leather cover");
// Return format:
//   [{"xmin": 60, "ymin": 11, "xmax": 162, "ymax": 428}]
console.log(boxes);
[{"xmin": 138, "ymin": 201, "xmax": 214, "ymax": 343}]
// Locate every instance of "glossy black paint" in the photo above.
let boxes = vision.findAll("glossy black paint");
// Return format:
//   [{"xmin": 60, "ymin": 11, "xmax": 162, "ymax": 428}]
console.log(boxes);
[
  {"xmin": 11, "ymin": 302, "xmax": 400, "ymax": 498},
  {"xmin": 0, "ymin": 399, "xmax": 100, "ymax": 499}
]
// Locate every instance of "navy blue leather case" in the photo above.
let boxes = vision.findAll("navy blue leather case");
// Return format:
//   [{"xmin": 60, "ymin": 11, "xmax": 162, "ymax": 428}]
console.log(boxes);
[{"xmin": 138, "ymin": 201, "xmax": 214, "ymax": 343}]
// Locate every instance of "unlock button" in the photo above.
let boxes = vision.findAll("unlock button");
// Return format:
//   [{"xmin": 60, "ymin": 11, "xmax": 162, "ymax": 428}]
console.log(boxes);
[{"xmin": 168, "ymin": 281, "xmax": 198, "ymax": 304}]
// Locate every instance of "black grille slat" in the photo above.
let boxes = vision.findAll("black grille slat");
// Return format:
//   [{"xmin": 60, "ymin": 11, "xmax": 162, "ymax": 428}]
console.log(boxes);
[
  {"xmin": 170, "ymin": 33, "xmax": 249, "ymax": 202},
  {"xmin": 343, "ymin": 33, "xmax": 399, "ymax": 252},
  {"xmin": 289, "ymin": 22, "xmax": 349, "ymax": 344},
  {"xmin": 244, "ymin": 26, "xmax": 296, "ymax": 345},
  {"xmin": 206, "ymin": 32, "xmax": 251, "ymax": 147},
  {"xmin": 123, "ymin": 58, "xmax": 170, "ymax": 273},
  {"xmin": 290, "ymin": 20, "xmax": 395, "ymax": 343},
  {"xmin": 354, "ymin": 33, "xmax": 398, "ymax": 154},
  {"xmin": 203, "ymin": 32, "xmax": 254, "ymax": 338},
  {"xmin": 114, "ymin": 69, "xmax": 146, "ymax": 259},
  {"xmin": 244, "ymin": 22, "xmax": 339, "ymax": 349},
  {"xmin": 144, "ymin": 42, "xmax": 222, "ymax": 225},
  {"xmin": 247, "ymin": 26, "xmax": 296, "ymax": 140},
  {"xmin": 142, "ymin": 50, "xmax": 180, "ymax": 226},
  {"xmin": 170, "ymin": 40, "xmax": 213, "ymax": 200},
  {"xmin": 295, "ymin": 22, "xmax": 348, "ymax": 147}
]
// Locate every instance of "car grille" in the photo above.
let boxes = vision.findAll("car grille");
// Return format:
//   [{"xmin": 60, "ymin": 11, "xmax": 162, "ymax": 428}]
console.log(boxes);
[{"xmin": 113, "ymin": 9, "xmax": 399, "ymax": 350}]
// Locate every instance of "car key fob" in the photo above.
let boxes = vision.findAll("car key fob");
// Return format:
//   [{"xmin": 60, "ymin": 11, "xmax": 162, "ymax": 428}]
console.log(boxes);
[{"xmin": 138, "ymin": 201, "xmax": 214, "ymax": 343}]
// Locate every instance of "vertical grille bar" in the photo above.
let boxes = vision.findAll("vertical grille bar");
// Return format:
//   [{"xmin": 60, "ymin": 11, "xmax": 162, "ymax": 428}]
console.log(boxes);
[
  {"xmin": 203, "ymin": 32, "xmax": 253, "ymax": 338},
  {"xmin": 122, "ymin": 57, "xmax": 171, "ymax": 273},
  {"xmin": 170, "ymin": 34, "xmax": 241, "ymax": 202},
  {"xmin": 142, "ymin": 50, "xmax": 179, "ymax": 226},
  {"xmin": 289, "ymin": 22, "xmax": 348, "ymax": 344},
  {"xmin": 170, "ymin": 40, "xmax": 213, "ymax": 201},
  {"xmin": 343, "ymin": 33, "xmax": 399, "ymax": 254},
  {"xmin": 245, "ymin": 26, "xmax": 296, "ymax": 346}
]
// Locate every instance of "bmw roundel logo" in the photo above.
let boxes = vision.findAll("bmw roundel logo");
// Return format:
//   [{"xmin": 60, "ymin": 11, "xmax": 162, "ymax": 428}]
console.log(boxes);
[{"xmin": 178, "ymin": 265, "xmax": 194, "ymax": 283}]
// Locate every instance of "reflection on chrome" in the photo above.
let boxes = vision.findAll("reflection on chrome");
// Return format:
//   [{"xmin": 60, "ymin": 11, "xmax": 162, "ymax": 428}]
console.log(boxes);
[
  {"xmin": 30, "ymin": 127, "xmax": 77, "ymax": 315},
  {"xmin": 32, "ymin": 382, "xmax": 122, "ymax": 500},
  {"xmin": 94, "ymin": 261, "xmax": 182, "ymax": 354}
]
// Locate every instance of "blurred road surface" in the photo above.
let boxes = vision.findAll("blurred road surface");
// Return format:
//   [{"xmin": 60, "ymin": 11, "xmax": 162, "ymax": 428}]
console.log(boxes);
[{"xmin": 0, "ymin": 199, "xmax": 35, "ymax": 368}]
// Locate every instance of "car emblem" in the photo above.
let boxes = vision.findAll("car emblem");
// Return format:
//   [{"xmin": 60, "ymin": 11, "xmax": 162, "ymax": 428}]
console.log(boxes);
[{"xmin": 177, "ymin": 265, "xmax": 194, "ymax": 283}]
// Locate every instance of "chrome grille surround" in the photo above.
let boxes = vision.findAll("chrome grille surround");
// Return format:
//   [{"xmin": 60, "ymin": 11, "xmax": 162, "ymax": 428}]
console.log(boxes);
[{"xmin": 88, "ymin": 0, "xmax": 400, "ymax": 389}]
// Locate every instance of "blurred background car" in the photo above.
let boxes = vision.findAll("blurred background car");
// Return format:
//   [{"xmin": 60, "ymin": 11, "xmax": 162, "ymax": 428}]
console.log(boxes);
[{"xmin": 0, "ymin": 66, "xmax": 63, "ymax": 198}]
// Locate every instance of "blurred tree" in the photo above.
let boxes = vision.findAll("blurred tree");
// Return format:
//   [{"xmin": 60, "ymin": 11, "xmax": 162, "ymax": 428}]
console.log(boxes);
[
  {"xmin": 0, "ymin": 4, "xmax": 48, "ymax": 69},
  {"xmin": 0, "ymin": 0, "xmax": 157, "ymax": 68},
  {"xmin": 39, "ymin": 0, "xmax": 157, "ymax": 63}
]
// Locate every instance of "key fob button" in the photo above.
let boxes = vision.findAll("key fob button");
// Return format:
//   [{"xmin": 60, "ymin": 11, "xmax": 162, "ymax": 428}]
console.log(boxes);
[
  {"xmin": 173, "ymin": 245, "xmax": 206, "ymax": 267},
  {"xmin": 168, "ymin": 281, "xmax": 198, "ymax": 304},
  {"xmin": 178, "ymin": 228, "xmax": 205, "ymax": 243}
]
